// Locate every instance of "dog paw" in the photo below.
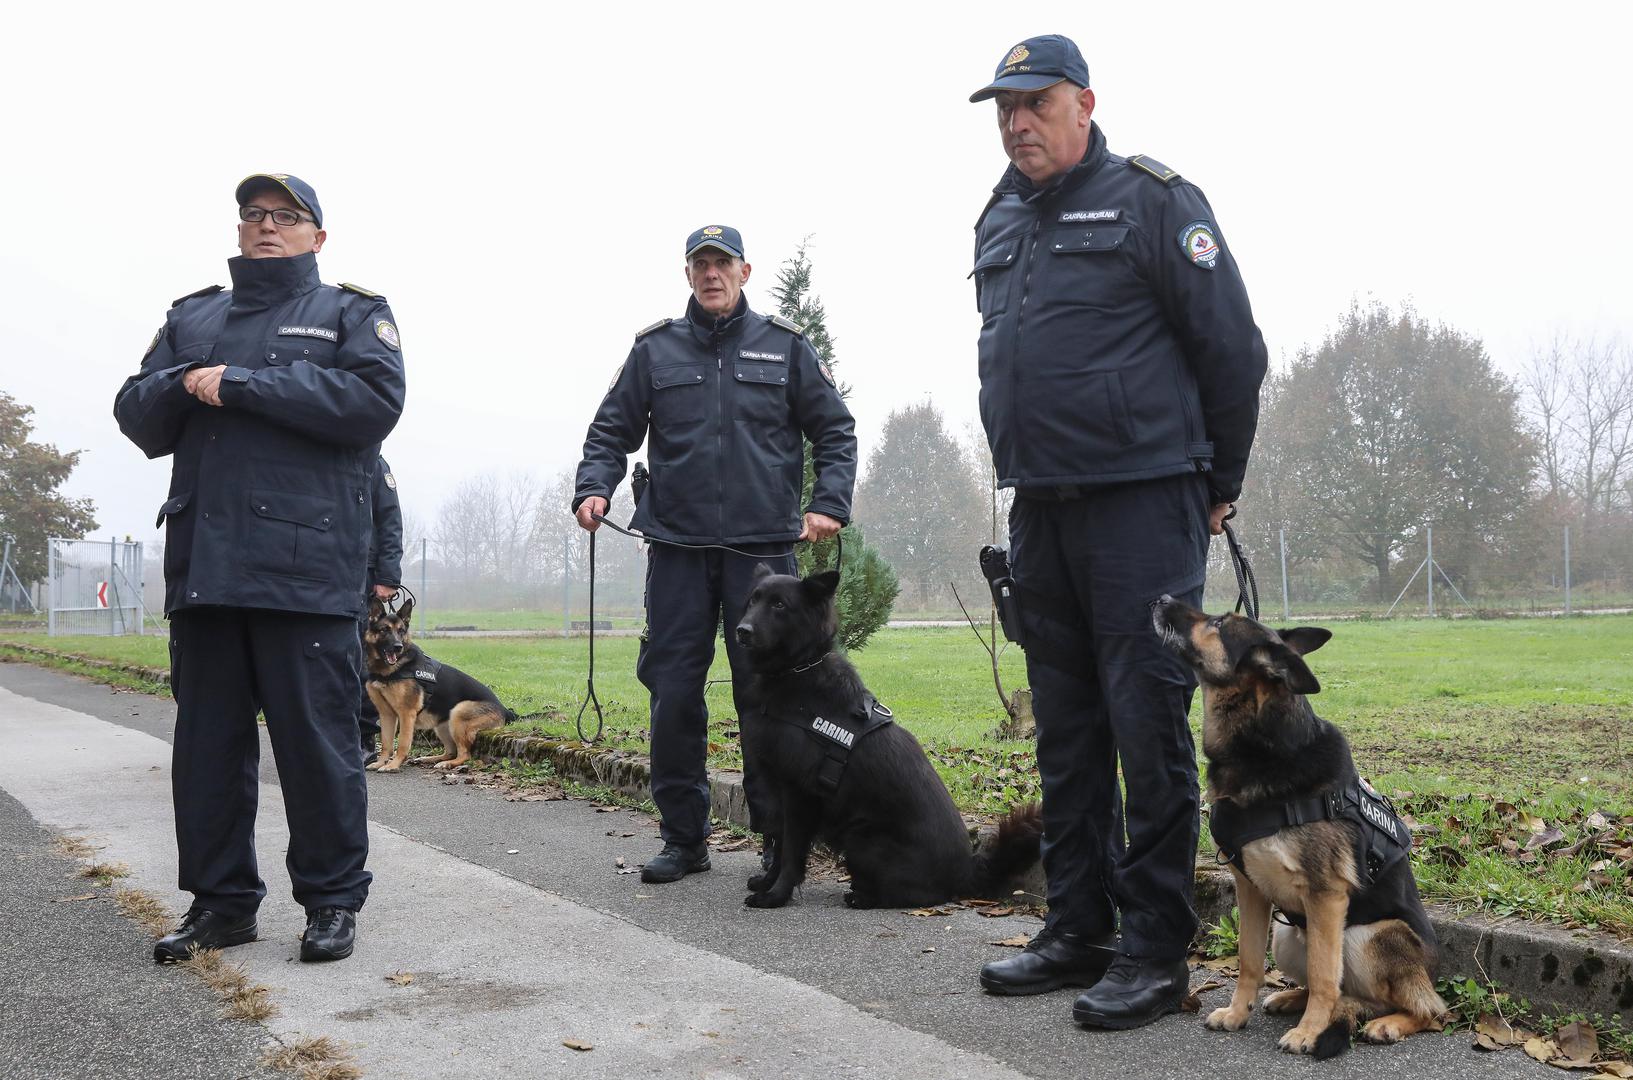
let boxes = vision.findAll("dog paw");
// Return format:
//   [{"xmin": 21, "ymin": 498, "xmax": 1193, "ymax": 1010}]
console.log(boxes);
[
  {"xmin": 364, "ymin": 761, "xmax": 381, "ymax": 771},
  {"xmin": 375, "ymin": 762, "xmax": 401, "ymax": 773},
  {"xmin": 744, "ymin": 891, "xmax": 788, "ymax": 909},
  {"xmin": 1360, "ymin": 1016, "xmax": 1410, "ymax": 1044},
  {"xmin": 1278, "ymin": 1025, "xmax": 1321, "ymax": 1055},
  {"xmin": 1204, "ymin": 1005, "xmax": 1251, "ymax": 1031},
  {"xmin": 1262, "ymin": 988, "xmax": 1308, "ymax": 1015},
  {"xmin": 431, "ymin": 760, "xmax": 465, "ymax": 771},
  {"xmin": 746, "ymin": 873, "xmax": 772, "ymax": 892}
]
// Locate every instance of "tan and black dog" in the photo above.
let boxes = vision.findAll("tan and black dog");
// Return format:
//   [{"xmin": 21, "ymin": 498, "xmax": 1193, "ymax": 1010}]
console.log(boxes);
[
  {"xmin": 1153, "ymin": 597, "xmax": 1446, "ymax": 1059},
  {"xmin": 362, "ymin": 596, "xmax": 515, "ymax": 773}
]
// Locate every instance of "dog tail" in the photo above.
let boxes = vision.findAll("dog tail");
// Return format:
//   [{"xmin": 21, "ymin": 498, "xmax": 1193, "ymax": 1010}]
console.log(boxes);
[
  {"xmin": 972, "ymin": 802, "xmax": 1043, "ymax": 895},
  {"xmin": 1313, "ymin": 997, "xmax": 1363, "ymax": 1059}
]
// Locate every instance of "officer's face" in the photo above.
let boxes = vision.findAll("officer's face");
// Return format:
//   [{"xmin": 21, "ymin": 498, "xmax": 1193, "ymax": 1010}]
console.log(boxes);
[
  {"xmin": 685, "ymin": 250, "xmax": 752, "ymax": 317},
  {"xmin": 237, "ymin": 189, "xmax": 326, "ymax": 260},
  {"xmin": 995, "ymin": 82, "xmax": 1096, "ymax": 185}
]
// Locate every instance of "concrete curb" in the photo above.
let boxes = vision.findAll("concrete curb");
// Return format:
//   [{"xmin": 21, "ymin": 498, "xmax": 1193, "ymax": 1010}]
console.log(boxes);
[{"xmin": 5, "ymin": 643, "xmax": 1629, "ymax": 1025}]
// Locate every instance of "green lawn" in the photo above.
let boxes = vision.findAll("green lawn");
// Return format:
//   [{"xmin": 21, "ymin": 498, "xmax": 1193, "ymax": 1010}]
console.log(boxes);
[{"xmin": 6, "ymin": 614, "xmax": 1631, "ymax": 936}]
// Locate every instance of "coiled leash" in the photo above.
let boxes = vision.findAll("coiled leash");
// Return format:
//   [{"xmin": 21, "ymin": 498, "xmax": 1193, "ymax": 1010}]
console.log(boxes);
[
  {"xmin": 574, "ymin": 513, "xmax": 843, "ymax": 743},
  {"xmin": 1220, "ymin": 506, "xmax": 1259, "ymax": 621}
]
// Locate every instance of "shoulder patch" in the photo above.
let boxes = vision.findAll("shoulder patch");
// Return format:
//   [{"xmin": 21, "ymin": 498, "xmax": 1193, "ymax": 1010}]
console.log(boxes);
[
  {"xmin": 144, "ymin": 326, "xmax": 164, "ymax": 356},
  {"xmin": 1128, "ymin": 154, "xmax": 1182, "ymax": 185},
  {"xmin": 340, "ymin": 282, "xmax": 387, "ymax": 301},
  {"xmin": 170, "ymin": 284, "xmax": 224, "ymax": 308},
  {"xmin": 635, "ymin": 318, "xmax": 672, "ymax": 339},
  {"xmin": 768, "ymin": 313, "xmax": 806, "ymax": 335}
]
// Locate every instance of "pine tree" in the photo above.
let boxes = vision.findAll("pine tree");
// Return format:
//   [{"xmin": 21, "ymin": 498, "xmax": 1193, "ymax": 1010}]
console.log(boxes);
[{"xmin": 770, "ymin": 239, "xmax": 898, "ymax": 650}]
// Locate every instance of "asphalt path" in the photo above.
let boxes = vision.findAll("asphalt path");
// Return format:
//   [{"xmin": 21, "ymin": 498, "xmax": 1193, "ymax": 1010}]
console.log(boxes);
[{"xmin": 0, "ymin": 660, "xmax": 1561, "ymax": 1080}]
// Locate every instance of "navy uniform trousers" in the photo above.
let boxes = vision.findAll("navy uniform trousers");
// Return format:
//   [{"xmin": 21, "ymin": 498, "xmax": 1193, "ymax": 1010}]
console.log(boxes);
[
  {"xmin": 169, "ymin": 607, "xmax": 372, "ymax": 917},
  {"xmin": 638, "ymin": 542, "xmax": 796, "ymax": 847},
  {"xmin": 1010, "ymin": 472, "xmax": 1210, "ymax": 960}
]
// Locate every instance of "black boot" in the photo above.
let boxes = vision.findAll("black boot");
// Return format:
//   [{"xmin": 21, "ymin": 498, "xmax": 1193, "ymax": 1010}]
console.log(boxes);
[
  {"xmin": 979, "ymin": 928, "xmax": 1118, "ymax": 995},
  {"xmin": 300, "ymin": 907, "xmax": 357, "ymax": 962},
  {"xmin": 153, "ymin": 907, "xmax": 257, "ymax": 963},
  {"xmin": 641, "ymin": 843, "xmax": 711, "ymax": 884},
  {"xmin": 1072, "ymin": 955, "xmax": 1191, "ymax": 1029}
]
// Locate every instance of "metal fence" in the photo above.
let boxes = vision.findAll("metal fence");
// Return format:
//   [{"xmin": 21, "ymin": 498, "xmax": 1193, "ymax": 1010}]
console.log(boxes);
[{"xmin": 47, "ymin": 538, "xmax": 157, "ymax": 636}]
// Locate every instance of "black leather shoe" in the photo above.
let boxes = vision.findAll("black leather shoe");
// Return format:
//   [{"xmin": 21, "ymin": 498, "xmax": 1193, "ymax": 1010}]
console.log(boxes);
[
  {"xmin": 641, "ymin": 843, "xmax": 711, "ymax": 884},
  {"xmin": 979, "ymin": 928, "xmax": 1118, "ymax": 995},
  {"xmin": 362, "ymin": 749, "xmax": 379, "ymax": 767},
  {"xmin": 1072, "ymin": 955, "xmax": 1191, "ymax": 1029},
  {"xmin": 300, "ymin": 907, "xmax": 356, "ymax": 962},
  {"xmin": 153, "ymin": 907, "xmax": 257, "ymax": 963}
]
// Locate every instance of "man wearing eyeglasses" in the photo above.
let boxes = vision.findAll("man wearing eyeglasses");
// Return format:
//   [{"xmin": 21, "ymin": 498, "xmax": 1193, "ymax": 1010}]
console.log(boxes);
[{"xmin": 114, "ymin": 173, "xmax": 405, "ymax": 964}]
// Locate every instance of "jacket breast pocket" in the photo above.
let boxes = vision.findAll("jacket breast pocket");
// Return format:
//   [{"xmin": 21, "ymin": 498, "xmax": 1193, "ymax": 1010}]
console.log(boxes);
[
  {"xmin": 270, "ymin": 334, "xmax": 339, "ymax": 369},
  {"xmin": 731, "ymin": 361, "xmax": 788, "ymax": 423},
  {"xmin": 246, "ymin": 489, "xmax": 339, "ymax": 581},
  {"xmin": 970, "ymin": 236, "xmax": 1021, "ymax": 320},
  {"xmin": 650, "ymin": 364, "xmax": 708, "ymax": 424},
  {"xmin": 1044, "ymin": 226, "xmax": 1138, "ymax": 308}
]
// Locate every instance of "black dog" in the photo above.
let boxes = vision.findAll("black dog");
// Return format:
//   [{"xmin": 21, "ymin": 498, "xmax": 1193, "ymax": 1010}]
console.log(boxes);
[{"xmin": 734, "ymin": 565, "xmax": 1039, "ymax": 909}]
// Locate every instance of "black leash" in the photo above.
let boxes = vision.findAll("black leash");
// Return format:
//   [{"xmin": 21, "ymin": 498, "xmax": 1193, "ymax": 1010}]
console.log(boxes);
[
  {"xmin": 1220, "ymin": 506, "xmax": 1260, "ymax": 621},
  {"xmin": 574, "ymin": 513, "xmax": 844, "ymax": 743}
]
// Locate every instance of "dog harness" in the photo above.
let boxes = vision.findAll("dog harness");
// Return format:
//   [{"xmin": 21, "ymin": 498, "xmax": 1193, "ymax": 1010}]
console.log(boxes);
[
  {"xmin": 1209, "ymin": 775, "xmax": 1413, "ymax": 928},
  {"xmin": 774, "ymin": 694, "xmax": 896, "ymax": 795},
  {"xmin": 373, "ymin": 654, "xmax": 442, "ymax": 694}
]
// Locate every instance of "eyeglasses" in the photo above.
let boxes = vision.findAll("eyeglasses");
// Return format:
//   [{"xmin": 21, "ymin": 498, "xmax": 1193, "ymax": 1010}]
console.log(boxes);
[{"xmin": 239, "ymin": 205, "xmax": 316, "ymax": 227}]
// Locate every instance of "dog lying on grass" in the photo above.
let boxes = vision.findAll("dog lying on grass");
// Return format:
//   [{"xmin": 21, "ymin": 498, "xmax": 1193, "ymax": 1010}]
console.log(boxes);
[
  {"xmin": 1154, "ymin": 596, "xmax": 1446, "ymax": 1058},
  {"xmin": 734, "ymin": 565, "xmax": 1040, "ymax": 909},
  {"xmin": 363, "ymin": 596, "xmax": 516, "ymax": 773}
]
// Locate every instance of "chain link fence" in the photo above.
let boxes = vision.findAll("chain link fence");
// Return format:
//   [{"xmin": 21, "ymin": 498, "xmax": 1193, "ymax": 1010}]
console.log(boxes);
[{"xmin": 47, "ymin": 538, "xmax": 159, "ymax": 635}]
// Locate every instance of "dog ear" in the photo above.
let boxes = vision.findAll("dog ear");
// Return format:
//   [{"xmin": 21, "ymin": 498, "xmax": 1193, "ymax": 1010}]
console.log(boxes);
[
  {"xmin": 397, "ymin": 597, "xmax": 414, "ymax": 624},
  {"xmin": 803, "ymin": 569, "xmax": 840, "ymax": 598},
  {"xmin": 752, "ymin": 562, "xmax": 775, "ymax": 583},
  {"xmin": 1251, "ymin": 642, "xmax": 1321, "ymax": 695},
  {"xmin": 368, "ymin": 595, "xmax": 386, "ymax": 619},
  {"xmin": 1278, "ymin": 626, "xmax": 1333, "ymax": 656}
]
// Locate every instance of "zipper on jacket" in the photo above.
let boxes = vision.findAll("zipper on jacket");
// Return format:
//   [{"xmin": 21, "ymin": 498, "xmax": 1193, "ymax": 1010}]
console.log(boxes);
[
  {"xmin": 715, "ymin": 338, "xmax": 725, "ymax": 540},
  {"xmin": 1009, "ymin": 217, "xmax": 1044, "ymax": 457}
]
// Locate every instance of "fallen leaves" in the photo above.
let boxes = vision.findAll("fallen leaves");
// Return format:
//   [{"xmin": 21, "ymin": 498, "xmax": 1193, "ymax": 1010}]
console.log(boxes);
[
  {"xmin": 562, "ymin": 1039, "xmax": 594, "ymax": 1052},
  {"xmin": 989, "ymin": 935, "xmax": 1031, "ymax": 948},
  {"xmin": 385, "ymin": 971, "xmax": 414, "ymax": 987},
  {"xmin": 53, "ymin": 893, "xmax": 99, "ymax": 903},
  {"xmin": 1470, "ymin": 1016, "xmax": 1629, "ymax": 1074}
]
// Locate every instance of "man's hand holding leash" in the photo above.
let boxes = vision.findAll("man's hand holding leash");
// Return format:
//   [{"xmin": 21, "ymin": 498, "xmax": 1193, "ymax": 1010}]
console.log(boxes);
[
  {"xmin": 1210, "ymin": 503, "xmax": 1233, "ymax": 536},
  {"xmin": 799, "ymin": 512, "xmax": 842, "ymax": 543},
  {"xmin": 576, "ymin": 496, "xmax": 609, "ymax": 532}
]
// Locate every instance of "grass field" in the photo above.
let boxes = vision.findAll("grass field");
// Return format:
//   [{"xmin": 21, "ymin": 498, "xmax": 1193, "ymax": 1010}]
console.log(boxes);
[{"xmin": 4, "ymin": 615, "xmax": 1631, "ymax": 937}]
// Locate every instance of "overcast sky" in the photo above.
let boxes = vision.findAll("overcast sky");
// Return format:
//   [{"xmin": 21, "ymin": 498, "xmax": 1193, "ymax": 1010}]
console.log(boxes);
[{"xmin": 5, "ymin": 1, "xmax": 1630, "ymax": 548}]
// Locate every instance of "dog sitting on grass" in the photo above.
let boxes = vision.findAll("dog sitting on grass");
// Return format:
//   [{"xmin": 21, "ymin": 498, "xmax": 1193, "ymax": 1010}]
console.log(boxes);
[
  {"xmin": 1153, "ymin": 596, "xmax": 1447, "ymax": 1059},
  {"xmin": 734, "ymin": 565, "xmax": 1040, "ymax": 910},
  {"xmin": 362, "ymin": 596, "xmax": 516, "ymax": 773}
]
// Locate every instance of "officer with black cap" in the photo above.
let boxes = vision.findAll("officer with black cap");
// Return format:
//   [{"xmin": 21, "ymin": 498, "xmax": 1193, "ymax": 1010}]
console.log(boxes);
[
  {"xmin": 966, "ymin": 36, "xmax": 1268, "ymax": 1028},
  {"xmin": 115, "ymin": 172, "xmax": 406, "ymax": 963},
  {"xmin": 359, "ymin": 454, "xmax": 403, "ymax": 766},
  {"xmin": 572, "ymin": 224, "xmax": 857, "ymax": 884}
]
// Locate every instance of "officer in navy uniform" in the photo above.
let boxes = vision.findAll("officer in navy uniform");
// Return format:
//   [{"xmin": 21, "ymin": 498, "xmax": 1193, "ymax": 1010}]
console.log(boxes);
[
  {"xmin": 573, "ymin": 225, "xmax": 857, "ymax": 884},
  {"xmin": 966, "ymin": 37, "xmax": 1268, "ymax": 1027},
  {"xmin": 359, "ymin": 455, "xmax": 403, "ymax": 766},
  {"xmin": 114, "ymin": 173, "xmax": 405, "ymax": 963}
]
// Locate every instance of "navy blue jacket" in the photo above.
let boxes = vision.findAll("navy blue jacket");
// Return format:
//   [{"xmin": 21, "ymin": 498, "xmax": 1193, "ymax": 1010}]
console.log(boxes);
[
  {"xmin": 974, "ymin": 125, "xmax": 1268, "ymax": 502},
  {"xmin": 114, "ymin": 253, "xmax": 406, "ymax": 617},
  {"xmin": 573, "ymin": 297, "xmax": 857, "ymax": 545},
  {"xmin": 369, "ymin": 456, "xmax": 403, "ymax": 588}
]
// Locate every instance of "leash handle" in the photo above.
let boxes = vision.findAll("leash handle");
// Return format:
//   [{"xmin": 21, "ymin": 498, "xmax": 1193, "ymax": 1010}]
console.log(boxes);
[
  {"xmin": 574, "ymin": 529, "xmax": 605, "ymax": 743},
  {"xmin": 1220, "ymin": 508, "xmax": 1260, "ymax": 621}
]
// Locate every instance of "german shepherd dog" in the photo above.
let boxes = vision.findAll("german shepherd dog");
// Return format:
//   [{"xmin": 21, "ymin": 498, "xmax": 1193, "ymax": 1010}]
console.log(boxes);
[
  {"xmin": 1153, "ymin": 597, "xmax": 1446, "ymax": 1058},
  {"xmin": 734, "ymin": 565, "xmax": 1040, "ymax": 909},
  {"xmin": 363, "ymin": 597, "xmax": 516, "ymax": 773}
]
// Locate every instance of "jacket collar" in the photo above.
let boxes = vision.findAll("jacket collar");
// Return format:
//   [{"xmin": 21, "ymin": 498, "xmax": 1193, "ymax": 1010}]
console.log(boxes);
[
  {"xmin": 993, "ymin": 123, "xmax": 1110, "ymax": 204},
  {"xmin": 226, "ymin": 252, "xmax": 322, "ymax": 310},
  {"xmin": 686, "ymin": 294, "xmax": 751, "ymax": 345}
]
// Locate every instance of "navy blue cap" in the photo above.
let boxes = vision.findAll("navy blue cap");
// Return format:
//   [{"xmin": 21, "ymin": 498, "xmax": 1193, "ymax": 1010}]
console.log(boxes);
[
  {"xmin": 969, "ymin": 35, "xmax": 1090, "ymax": 102},
  {"xmin": 685, "ymin": 224, "xmax": 744, "ymax": 260},
  {"xmin": 235, "ymin": 173, "xmax": 323, "ymax": 228}
]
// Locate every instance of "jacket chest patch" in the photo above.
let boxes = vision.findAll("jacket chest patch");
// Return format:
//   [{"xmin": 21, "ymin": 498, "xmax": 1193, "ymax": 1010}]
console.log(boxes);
[
  {"xmin": 739, "ymin": 349, "xmax": 786, "ymax": 362},
  {"xmin": 1059, "ymin": 209, "xmax": 1120, "ymax": 223},
  {"xmin": 278, "ymin": 325, "xmax": 338, "ymax": 341}
]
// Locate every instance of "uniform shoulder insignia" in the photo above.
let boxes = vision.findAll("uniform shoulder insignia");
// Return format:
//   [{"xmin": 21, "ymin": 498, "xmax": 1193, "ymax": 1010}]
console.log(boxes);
[
  {"xmin": 635, "ymin": 317, "xmax": 672, "ymax": 339},
  {"xmin": 340, "ymin": 282, "xmax": 387, "ymax": 301},
  {"xmin": 1127, "ymin": 154, "xmax": 1183, "ymax": 185},
  {"xmin": 170, "ymin": 284, "xmax": 224, "ymax": 308},
  {"xmin": 768, "ymin": 313, "xmax": 806, "ymax": 335}
]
